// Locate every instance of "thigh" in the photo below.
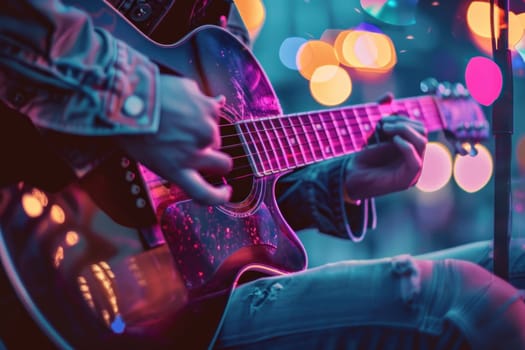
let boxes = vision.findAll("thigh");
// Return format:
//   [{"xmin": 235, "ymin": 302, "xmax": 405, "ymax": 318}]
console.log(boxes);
[
  {"xmin": 213, "ymin": 256, "xmax": 459, "ymax": 349},
  {"xmin": 213, "ymin": 255, "xmax": 525, "ymax": 350},
  {"xmin": 416, "ymin": 239, "xmax": 525, "ymax": 289}
]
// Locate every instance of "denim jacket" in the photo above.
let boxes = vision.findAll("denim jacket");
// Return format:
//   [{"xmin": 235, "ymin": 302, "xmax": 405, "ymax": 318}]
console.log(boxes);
[{"xmin": 0, "ymin": 0, "xmax": 375, "ymax": 240}]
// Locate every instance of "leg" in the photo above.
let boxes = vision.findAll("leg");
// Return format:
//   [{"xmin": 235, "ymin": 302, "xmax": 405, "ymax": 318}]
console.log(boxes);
[
  {"xmin": 212, "ymin": 255, "xmax": 525, "ymax": 349},
  {"xmin": 417, "ymin": 238, "xmax": 525, "ymax": 289}
]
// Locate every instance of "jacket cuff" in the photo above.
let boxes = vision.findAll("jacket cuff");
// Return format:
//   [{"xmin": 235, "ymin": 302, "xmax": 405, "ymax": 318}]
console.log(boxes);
[
  {"xmin": 100, "ymin": 32, "xmax": 161, "ymax": 134},
  {"xmin": 276, "ymin": 156, "xmax": 376, "ymax": 240},
  {"xmin": 326, "ymin": 156, "xmax": 376, "ymax": 241},
  {"xmin": 0, "ymin": 29, "xmax": 160, "ymax": 136}
]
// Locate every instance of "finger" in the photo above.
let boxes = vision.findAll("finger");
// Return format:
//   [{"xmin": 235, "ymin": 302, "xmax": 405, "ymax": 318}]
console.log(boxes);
[
  {"xmin": 392, "ymin": 134, "xmax": 423, "ymax": 173},
  {"xmin": 172, "ymin": 168, "xmax": 232, "ymax": 205},
  {"xmin": 191, "ymin": 148, "xmax": 233, "ymax": 174},
  {"xmin": 381, "ymin": 115, "xmax": 426, "ymax": 135},
  {"xmin": 353, "ymin": 142, "xmax": 398, "ymax": 166},
  {"xmin": 206, "ymin": 95, "xmax": 225, "ymax": 148},
  {"xmin": 214, "ymin": 94, "xmax": 226, "ymax": 105},
  {"xmin": 382, "ymin": 123, "xmax": 427, "ymax": 156},
  {"xmin": 193, "ymin": 116, "xmax": 220, "ymax": 149},
  {"xmin": 206, "ymin": 94, "xmax": 226, "ymax": 122}
]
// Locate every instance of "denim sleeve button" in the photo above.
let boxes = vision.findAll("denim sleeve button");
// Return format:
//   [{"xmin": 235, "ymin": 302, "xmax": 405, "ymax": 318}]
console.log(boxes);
[{"xmin": 123, "ymin": 95, "xmax": 145, "ymax": 118}]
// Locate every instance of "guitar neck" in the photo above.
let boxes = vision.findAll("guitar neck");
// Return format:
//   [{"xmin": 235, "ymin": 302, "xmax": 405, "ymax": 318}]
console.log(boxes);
[{"xmin": 237, "ymin": 95, "xmax": 443, "ymax": 176}]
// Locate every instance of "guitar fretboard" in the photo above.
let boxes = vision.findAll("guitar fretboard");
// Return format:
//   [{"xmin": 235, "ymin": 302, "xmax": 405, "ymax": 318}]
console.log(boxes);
[{"xmin": 237, "ymin": 95, "xmax": 443, "ymax": 176}]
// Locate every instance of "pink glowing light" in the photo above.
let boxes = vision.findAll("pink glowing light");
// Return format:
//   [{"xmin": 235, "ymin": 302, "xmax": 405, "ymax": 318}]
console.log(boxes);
[
  {"xmin": 416, "ymin": 142, "xmax": 453, "ymax": 192},
  {"xmin": 465, "ymin": 56, "xmax": 502, "ymax": 106},
  {"xmin": 453, "ymin": 144, "xmax": 493, "ymax": 193}
]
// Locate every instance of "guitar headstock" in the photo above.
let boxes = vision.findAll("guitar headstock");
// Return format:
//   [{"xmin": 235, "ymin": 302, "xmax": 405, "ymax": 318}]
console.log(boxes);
[{"xmin": 422, "ymin": 78, "xmax": 490, "ymax": 155}]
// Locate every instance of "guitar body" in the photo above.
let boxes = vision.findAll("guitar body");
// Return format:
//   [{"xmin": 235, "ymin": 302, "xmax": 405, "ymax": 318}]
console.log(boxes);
[{"xmin": 0, "ymin": 2, "xmax": 306, "ymax": 349}]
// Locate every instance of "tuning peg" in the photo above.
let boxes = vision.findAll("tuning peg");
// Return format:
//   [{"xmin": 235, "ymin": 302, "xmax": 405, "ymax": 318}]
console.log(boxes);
[
  {"xmin": 469, "ymin": 143, "xmax": 479, "ymax": 156},
  {"xmin": 437, "ymin": 81, "xmax": 453, "ymax": 98},
  {"xmin": 452, "ymin": 82, "xmax": 469, "ymax": 98},
  {"xmin": 420, "ymin": 77, "xmax": 439, "ymax": 94},
  {"xmin": 454, "ymin": 140, "xmax": 470, "ymax": 156}
]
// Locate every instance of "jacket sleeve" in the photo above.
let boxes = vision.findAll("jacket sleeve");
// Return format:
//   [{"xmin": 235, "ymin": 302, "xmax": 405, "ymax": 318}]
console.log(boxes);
[
  {"xmin": 0, "ymin": 0, "xmax": 160, "ymax": 136},
  {"xmin": 276, "ymin": 156, "xmax": 376, "ymax": 241}
]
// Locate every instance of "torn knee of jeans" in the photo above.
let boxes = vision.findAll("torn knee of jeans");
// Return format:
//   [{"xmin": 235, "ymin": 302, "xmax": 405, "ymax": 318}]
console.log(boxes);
[
  {"xmin": 391, "ymin": 255, "xmax": 421, "ymax": 307},
  {"xmin": 243, "ymin": 282, "xmax": 285, "ymax": 315}
]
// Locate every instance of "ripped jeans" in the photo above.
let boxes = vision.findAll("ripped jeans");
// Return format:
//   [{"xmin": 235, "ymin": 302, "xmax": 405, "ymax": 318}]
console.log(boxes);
[{"xmin": 211, "ymin": 239, "xmax": 525, "ymax": 349}]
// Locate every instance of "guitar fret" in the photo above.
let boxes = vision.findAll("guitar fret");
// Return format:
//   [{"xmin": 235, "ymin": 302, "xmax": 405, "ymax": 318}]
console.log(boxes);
[
  {"xmin": 253, "ymin": 120, "xmax": 278, "ymax": 174},
  {"xmin": 361, "ymin": 105, "xmax": 379, "ymax": 142},
  {"xmin": 280, "ymin": 116, "xmax": 306, "ymax": 167},
  {"xmin": 326, "ymin": 111, "xmax": 344, "ymax": 155},
  {"xmin": 241, "ymin": 120, "xmax": 269, "ymax": 176},
  {"xmin": 271, "ymin": 118, "xmax": 296, "ymax": 169},
  {"xmin": 304, "ymin": 114, "xmax": 324, "ymax": 160},
  {"xmin": 334, "ymin": 110, "xmax": 354, "ymax": 153},
  {"xmin": 341, "ymin": 109, "xmax": 359, "ymax": 151},
  {"xmin": 263, "ymin": 119, "xmax": 290, "ymax": 171},
  {"xmin": 417, "ymin": 97, "xmax": 442, "ymax": 131},
  {"xmin": 369, "ymin": 104, "xmax": 382, "ymax": 125},
  {"xmin": 359, "ymin": 106, "xmax": 375, "ymax": 140},
  {"xmin": 312, "ymin": 112, "xmax": 337, "ymax": 157},
  {"xmin": 290, "ymin": 115, "xmax": 315, "ymax": 162},
  {"xmin": 351, "ymin": 108, "xmax": 368, "ymax": 149}
]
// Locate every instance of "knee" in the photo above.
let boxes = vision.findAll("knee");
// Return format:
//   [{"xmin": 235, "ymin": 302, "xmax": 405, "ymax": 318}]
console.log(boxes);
[{"xmin": 442, "ymin": 259, "xmax": 525, "ymax": 349}]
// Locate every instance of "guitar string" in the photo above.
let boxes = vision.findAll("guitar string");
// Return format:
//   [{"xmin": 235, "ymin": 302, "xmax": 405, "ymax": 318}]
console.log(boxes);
[
  {"xmin": 144, "ymin": 105, "xmax": 446, "ymax": 187},
  {"xmin": 217, "ymin": 99, "xmax": 443, "ymax": 146},
  {"xmin": 144, "ymin": 98, "xmax": 477, "ymax": 186},
  {"xmin": 217, "ymin": 100, "xmax": 441, "ymax": 149},
  {"xmin": 219, "ymin": 107, "xmax": 442, "ymax": 153},
  {"xmin": 143, "ymin": 102, "xmax": 447, "ymax": 186}
]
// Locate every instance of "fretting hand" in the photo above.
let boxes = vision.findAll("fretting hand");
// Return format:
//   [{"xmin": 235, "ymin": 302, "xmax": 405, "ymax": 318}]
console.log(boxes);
[
  {"xmin": 344, "ymin": 115, "xmax": 427, "ymax": 201},
  {"xmin": 117, "ymin": 75, "xmax": 233, "ymax": 205}
]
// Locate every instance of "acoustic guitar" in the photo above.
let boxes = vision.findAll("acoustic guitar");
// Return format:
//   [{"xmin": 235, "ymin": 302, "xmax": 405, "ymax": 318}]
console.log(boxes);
[{"xmin": 0, "ymin": 1, "xmax": 488, "ymax": 349}]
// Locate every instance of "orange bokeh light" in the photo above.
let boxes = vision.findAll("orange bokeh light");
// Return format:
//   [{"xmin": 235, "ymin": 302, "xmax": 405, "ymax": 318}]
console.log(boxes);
[
  {"xmin": 309, "ymin": 65, "xmax": 352, "ymax": 106},
  {"xmin": 297, "ymin": 40, "xmax": 340, "ymax": 80},
  {"xmin": 334, "ymin": 30, "xmax": 396, "ymax": 72},
  {"xmin": 234, "ymin": 0, "xmax": 266, "ymax": 39},
  {"xmin": 466, "ymin": 2, "xmax": 524, "ymax": 49}
]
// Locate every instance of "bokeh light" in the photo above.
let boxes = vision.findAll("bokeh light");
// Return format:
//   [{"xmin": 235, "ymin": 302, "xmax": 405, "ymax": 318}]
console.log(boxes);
[
  {"xmin": 65, "ymin": 231, "xmax": 80, "ymax": 247},
  {"xmin": 335, "ymin": 30, "xmax": 396, "ymax": 72},
  {"xmin": 309, "ymin": 65, "xmax": 352, "ymax": 106},
  {"xmin": 453, "ymin": 144, "xmax": 493, "ymax": 193},
  {"xmin": 22, "ymin": 192, "xmax": 45, "ymax": 218},
  {"xmin": 416, "ymin": 142, "xmax": 453, "ymax": 192},
  {"xmin": 360, "ymin": 0, "xmax": 419, "ymax": 26},
  {"xmin": 466, "ymin": 2, "xmax": 524, "ymax": 48},
  {"xmin": 234, "ymin": 0, "xmax": 266, "ymax": 39},
  {"xmin": 279, "ymin": 37, "xmax": 307, "ymax": 70},
  {"xmin": 465, "ymin": 56, "xmax": 502, "ymax": 106},
  {"xmin": 297, "ymin": 40, "xmax": 340, "ymax": 80},
  {"xmin": 50, "ymin": 204, "xmax": 65, "ymax": 224}
]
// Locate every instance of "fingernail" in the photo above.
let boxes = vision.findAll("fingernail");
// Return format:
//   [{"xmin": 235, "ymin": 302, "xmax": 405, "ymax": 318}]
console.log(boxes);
[
  {"xmin": 383, "ymin": 123, "xmax": 394, "ymax": 131},
  {"xmin": 223, "ymin": 185, "xmax": 233, "ymax": 201},
  {"xmin": 215, "ymin": 95, "xmax": 226, "ymax": 105}
]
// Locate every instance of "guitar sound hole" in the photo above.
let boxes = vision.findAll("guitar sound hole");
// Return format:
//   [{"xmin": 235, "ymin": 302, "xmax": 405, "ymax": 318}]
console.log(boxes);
[{"xmin": 207, "ymin": 119, "xmax": 253, "ymax": 204}]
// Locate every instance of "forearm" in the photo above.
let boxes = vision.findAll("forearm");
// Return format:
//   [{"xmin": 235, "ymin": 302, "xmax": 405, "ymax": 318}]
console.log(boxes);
[
  {"xmin": 276, "ymin": 156, "xmax": 376, "ymax": 241},
  {"xmin": 0, "ymin": 0, "xmax": 160, "ymax": 136}
]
